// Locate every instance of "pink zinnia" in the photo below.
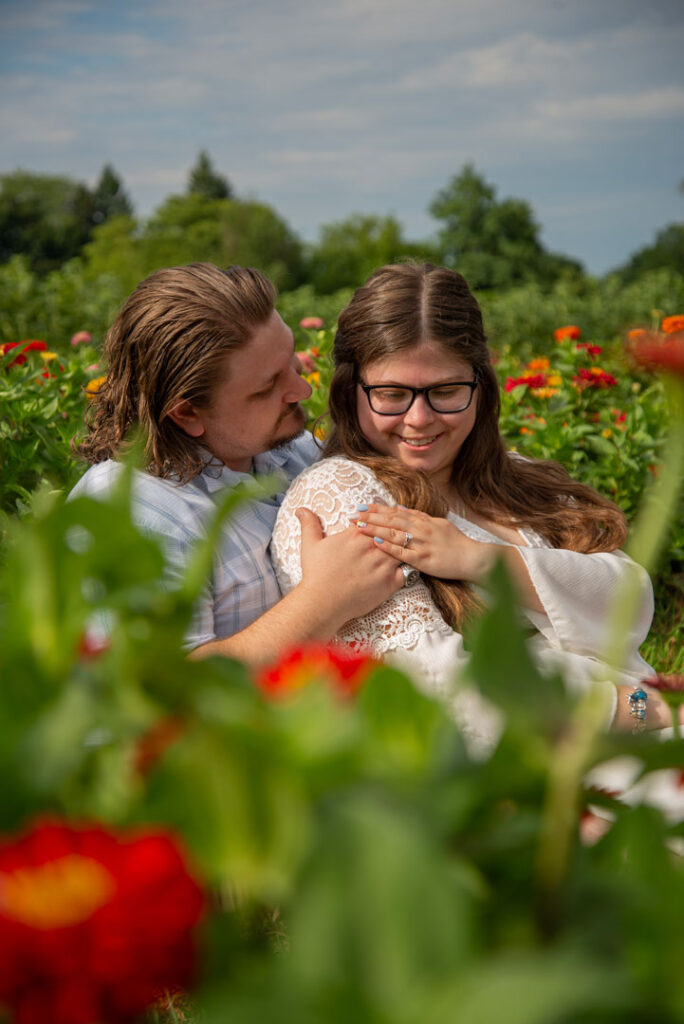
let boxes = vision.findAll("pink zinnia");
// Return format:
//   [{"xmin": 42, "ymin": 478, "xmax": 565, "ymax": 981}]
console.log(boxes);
[
  {"xmin": 70, "ymin": 331, "xmax": 92, "ymax": 347},
  {"xmin": 299, "ymin": 317, "xmax": 324, "ymax": 330}
]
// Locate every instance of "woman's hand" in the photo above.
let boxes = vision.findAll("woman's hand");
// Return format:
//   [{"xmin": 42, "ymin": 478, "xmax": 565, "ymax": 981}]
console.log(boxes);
[{"xmin": 350, "ymin": 503, "xmax": 493, "ymax": 582}]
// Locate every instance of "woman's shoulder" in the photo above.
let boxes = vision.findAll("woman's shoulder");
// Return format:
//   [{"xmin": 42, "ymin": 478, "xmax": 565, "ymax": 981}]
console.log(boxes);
[
  {"xmin": 282, "ymin": 455, "xmax": 393, "ymax": 507},
  {"xmin": 289, "ymin": 455, "xmax": 383, "ymax": 488}
]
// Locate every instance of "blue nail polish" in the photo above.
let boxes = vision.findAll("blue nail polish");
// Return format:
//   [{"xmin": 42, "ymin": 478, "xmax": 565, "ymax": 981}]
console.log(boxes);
[
  {"xmin": 357, "ymin": 503, "xmax": 369, "ymax": 511},
  {"xmin": 374, "ymin": 536, "xmax": 383, "ymax": 543}
]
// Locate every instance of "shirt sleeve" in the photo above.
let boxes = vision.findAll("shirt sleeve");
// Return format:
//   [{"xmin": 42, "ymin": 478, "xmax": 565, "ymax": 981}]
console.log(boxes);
[{"xmin": 516, "ymin": 543, "xmax": 654, "ymax": 676}]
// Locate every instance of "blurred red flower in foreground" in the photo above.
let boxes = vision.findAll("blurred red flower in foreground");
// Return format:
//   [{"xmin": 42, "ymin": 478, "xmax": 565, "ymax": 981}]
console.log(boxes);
[
  {"xmin": 256, "ymin": 644, "xmax": 377, "ymax": 700},
  {"xmin": 0, "ymin": 820, "xmax": 206, "ymax": 1024},
  {"xmin": 554, "ymin": 325, "xmax": 581, "ymax": 341},
  {"xmin": 1, "ymin": 340, "xmax": 48, "ymax": 368},
  {"xmin": 627, "ymin": 328, "xmax": 684, "ymax": 377},
  {"xmin": 299, "ymin": 316, "xmax": 324, "ymax": 330}
]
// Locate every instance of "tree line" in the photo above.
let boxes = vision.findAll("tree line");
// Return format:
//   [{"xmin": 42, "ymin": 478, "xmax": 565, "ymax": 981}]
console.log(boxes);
[{"xmin": 1, "ymin": 151, "xmax": 682, "ymax": 295}]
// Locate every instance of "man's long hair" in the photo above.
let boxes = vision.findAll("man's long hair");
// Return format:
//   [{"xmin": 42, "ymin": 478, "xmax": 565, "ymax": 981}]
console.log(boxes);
[
  {"xmin": 323, "ymin": 262, "xmax": 627, "ymax": 630},
  {"xmin": 73, "ymin": 263, "xmax": 276, "ymax": 481}
]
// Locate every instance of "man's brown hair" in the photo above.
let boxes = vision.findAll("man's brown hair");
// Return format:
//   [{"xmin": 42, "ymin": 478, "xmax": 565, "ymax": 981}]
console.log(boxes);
[{"xmin": 74, "ymin": 263, "xmax": 277, "ymax": 480}]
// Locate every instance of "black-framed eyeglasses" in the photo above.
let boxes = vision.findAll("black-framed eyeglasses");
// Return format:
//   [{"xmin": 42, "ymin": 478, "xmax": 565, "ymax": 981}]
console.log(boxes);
[{"xmin": 359, "ymin": 378, "xmax": 478, "ymax": 415}]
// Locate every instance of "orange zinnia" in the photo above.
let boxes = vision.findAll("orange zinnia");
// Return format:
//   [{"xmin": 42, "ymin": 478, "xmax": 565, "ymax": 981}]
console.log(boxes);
[
  {"xmin": 554, "ymin": 325, "xmax": 581, "ymax": 342},
  {"xmin": 661, "ymin": 315, "xmax": 684, "ymax": 334}
]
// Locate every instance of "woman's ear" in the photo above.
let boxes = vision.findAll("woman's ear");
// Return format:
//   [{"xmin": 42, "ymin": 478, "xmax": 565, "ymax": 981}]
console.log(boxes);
[{"xmin": 166, "ymin": 399, "xmax": 206, "ymax": 438}]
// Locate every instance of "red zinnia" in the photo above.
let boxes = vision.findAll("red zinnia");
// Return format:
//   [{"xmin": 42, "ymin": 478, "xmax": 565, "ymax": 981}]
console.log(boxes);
[
  {"xmin": 627, "ymin": 328, "xmax": 684, "ymax": 378},
  {"xmin": 572, "ymin": 367, "xmax": 618, "ymax": 390},
  {"xmin": 1, "ymin": 340, "xmax": 48, "ymax": 368},
  {"xmin": 0, "ymin": 819, "xmax": 206, "ymax": 1024},
  {"xmin": 576, "ymin": 342, "xmax": 602, "ymax": 357},
  {"xmin": 256, "ymin": 644, "xmax": 377, "ymax": 700},
  {"xmin": 554, "ymin": 325, "xmax": 581, "ymax": 342},
  {"xmin": 299, "ymin": 317, "xmax": 324, "ymax": 330},
  {"xmin": 504, "ymin": 373, "xmax": 547, "ymax": 393}
]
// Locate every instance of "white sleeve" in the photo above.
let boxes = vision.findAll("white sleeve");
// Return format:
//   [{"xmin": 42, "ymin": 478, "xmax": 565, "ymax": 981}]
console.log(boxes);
[{"xmin": 517, "ymin": 543, "xmax": 654, "ymax": 676}]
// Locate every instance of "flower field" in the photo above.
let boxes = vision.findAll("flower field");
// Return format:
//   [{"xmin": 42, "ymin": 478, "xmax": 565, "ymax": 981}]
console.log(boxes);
[{"xmin": 1, "ymin": 295, "xmax": 683, "ymax": 1022}]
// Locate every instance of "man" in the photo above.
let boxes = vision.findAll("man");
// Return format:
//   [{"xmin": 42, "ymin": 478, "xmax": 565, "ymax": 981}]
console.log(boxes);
[{"xmin": 71, "ymin": 263, "xmax": 403, "ymax": 663}]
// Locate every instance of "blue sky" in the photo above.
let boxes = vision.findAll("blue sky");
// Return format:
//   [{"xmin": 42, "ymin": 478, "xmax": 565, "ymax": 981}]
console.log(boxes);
[{"xmin": 1, "ymin": 0, "xmax": 683, "ymax": 274}]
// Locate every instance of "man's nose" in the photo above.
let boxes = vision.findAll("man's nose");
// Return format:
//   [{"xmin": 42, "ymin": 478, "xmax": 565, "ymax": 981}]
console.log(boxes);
[{"xmin": 286, "ymin": 366, "xmax": 312, "ymax": 402}]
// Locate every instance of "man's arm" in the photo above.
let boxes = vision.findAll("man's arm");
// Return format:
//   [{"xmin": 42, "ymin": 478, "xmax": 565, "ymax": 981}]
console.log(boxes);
[{"xmin": 189, "ymin": 509, "xmax": 404, "ymax": 665}]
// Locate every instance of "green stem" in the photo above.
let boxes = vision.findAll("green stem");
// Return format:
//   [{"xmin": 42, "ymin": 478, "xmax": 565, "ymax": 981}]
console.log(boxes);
[
  {"xmin": 603, "ymin": 376, "xmax": 684, "ymax": 672},
  {"xmin": 536, "ymin": 374, "xmax": 684, "ymax": 929}
]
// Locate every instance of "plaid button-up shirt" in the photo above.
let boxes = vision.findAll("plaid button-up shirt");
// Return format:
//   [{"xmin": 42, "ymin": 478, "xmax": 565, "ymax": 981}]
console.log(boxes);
[{"xmin": 70, "ymin": 433, "xmax": 319, "ymax": 649}]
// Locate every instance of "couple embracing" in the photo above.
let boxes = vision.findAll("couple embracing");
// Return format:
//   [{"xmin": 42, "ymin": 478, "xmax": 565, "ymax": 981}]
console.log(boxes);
[{"xmin": 71, "ymin": 261, "xmax": 676, "ymax": 754}]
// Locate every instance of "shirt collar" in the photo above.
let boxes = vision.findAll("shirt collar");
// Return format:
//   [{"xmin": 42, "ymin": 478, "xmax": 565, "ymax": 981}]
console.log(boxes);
[{"xmin": 197, "ymin": 443, "xmax": 293, "ymax": 495}]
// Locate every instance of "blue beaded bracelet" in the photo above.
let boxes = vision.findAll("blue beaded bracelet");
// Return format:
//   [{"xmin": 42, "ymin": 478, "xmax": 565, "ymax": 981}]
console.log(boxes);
[{"xmin": 628, "ymin": 686, "xmax": 648, "ymax": 734}]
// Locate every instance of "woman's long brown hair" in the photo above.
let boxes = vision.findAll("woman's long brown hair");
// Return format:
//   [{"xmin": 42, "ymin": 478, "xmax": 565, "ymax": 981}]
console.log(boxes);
[{"xmin": 323, "ymin": 262, "xmax": 627, "ymax": 630}]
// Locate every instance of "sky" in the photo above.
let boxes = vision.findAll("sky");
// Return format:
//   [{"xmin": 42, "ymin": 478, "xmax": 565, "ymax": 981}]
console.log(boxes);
[{"xmin": 1, "ymin": 0, "xmax": 683, "ymax": 275}]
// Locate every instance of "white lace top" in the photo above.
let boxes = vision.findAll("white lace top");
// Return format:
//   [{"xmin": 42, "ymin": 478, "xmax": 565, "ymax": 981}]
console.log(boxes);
[{"xmin": 270, "ymin": 457, "xmax": 655, "ymax": 756}]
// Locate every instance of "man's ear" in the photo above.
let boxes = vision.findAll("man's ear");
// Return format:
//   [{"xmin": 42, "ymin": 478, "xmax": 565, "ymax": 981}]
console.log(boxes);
[{"xmin": 166, "ymin": 399, "xmax": 206, "ymax": 438}]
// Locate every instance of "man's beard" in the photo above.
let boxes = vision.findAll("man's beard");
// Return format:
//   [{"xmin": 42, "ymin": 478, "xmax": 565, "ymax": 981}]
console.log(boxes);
[{"xmin": 267, "ymin": 403, "xmax": 307, "ymax": 452}]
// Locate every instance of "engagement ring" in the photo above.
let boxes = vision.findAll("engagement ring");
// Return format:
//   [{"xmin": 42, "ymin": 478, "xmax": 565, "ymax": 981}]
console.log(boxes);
[
  {"xmin": 402, "ymin": 531, "xmax": 413, "ymax": 549},
  {"xmin": 401, "ymin": 564, "xmax": 419, "ymax": 587}
]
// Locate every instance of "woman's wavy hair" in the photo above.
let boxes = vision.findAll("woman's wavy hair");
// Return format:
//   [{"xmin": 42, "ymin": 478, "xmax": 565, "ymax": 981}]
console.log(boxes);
[
  {"xmin": 73, "ymin": 263, "xmax": 277, "ymax": 481},
  {"xmin": 323, "ymin": 262, "xmax": 627, "ymax": 630}
]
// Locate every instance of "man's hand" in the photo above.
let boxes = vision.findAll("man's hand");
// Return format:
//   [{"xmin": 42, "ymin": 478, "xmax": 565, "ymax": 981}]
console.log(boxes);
[
  {"xmin": 190, "ymin": 507, "xmax": 404, "ymax": 667},
  {"xmin": 296, "ymin": 507, "xmax": 405, "ymax": 630}
]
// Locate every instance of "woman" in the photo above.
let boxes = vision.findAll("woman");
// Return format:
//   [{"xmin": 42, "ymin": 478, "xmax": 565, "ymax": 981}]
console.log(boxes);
[{"xmin": 271, "ymin": 263, "xmax": 677, "ymax": 759}]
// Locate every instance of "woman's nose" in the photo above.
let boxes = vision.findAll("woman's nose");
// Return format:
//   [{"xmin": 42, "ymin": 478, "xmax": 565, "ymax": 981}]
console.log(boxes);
[{"xmin": 402, "ymin": 394, "xmax": 435, "ymax": 427}]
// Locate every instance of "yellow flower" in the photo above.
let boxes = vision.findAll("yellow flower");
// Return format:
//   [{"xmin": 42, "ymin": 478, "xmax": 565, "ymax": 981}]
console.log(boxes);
[
  {"xmin": 305, "ymin": 371, "xmax": 320, "ymax": 387},
  {"xmin": 546, "ymin": 374, "xmax": 562, "ymax": 387},
  {"xmin": 40, "ymin": 351, "xmax": 57, "ymax": 362},
  {"xmin": 602, "ymin": 428, "xmax": 612, "ymax": 439},
  {"xmin": 530, "ymin": 387, "xmax": 560, "ymax": 399},
  {"xmin": 85, "ymin": 375, "xmax": 106, "ymax": 398}
]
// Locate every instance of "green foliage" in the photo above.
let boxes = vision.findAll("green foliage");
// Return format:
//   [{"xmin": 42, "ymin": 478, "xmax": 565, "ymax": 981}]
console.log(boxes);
[
  {"xmin": 307, "ymin": 214, "xmax": 438, "ymax": 294},
  {"xmin": 480, "ymin": 267, "xmax": 684, "ymax": 360},
  {"xmin": 0, "ymin": 170, "xmax": 96, "ymax": 274},
  {"xmin": 0, "ymin": 166, "xmax": 133, "ymax": 275},
  {"xmin": 91, "ymin": 164, "xmax": 134, "ymax": 223},
  {"xmin": 429, "ymin": 164, "xmax": 583, "ymax": 290},
  {"xmin": 615, "ymin": 221, "xmax": 684, "ymax": 283},
  {"xmin": 3, "ymin": 484, "xmax": 684, "ymax": 1022},
  {"xmin": 81, "ymin": 194, "xmax": 305, "ymax": 293},
  {"xmin": 187, "ymin": 150, "xmax": 232, "ymax": 200},
  {"xmin": 0, "ymin": 337, "xmax": 101, "ymax": 511}
]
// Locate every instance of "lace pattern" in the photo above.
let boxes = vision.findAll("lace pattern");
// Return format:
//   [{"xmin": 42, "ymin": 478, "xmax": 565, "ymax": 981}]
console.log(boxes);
[{"xmin": 270, "ymin": 457, "xmax": 455, "ymax": 659}]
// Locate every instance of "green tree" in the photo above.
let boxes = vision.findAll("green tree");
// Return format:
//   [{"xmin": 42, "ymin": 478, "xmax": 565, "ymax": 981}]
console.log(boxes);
[
  {"xmin": 614, "ymin": 223, "xmax": 684, "ymax": 283},
  {"xmin": 187, "ymin": 150, "xmax": 232, "ymax": 200},
  {"xmin": 429, "ymin": 164, "xmax": 582, "ymax": 290},
  {"xmin": 83, "ymin": 194, "xmax": 305, "ymax": 293},
  {"xmin": 307, "ymin": 214, "xmax": 438, "ymax": 294},
  {"xmin": 91, "ymin": 164, "xmax": 134, "ymax": 224},
  {"xmin": 0, "ymin": 170, "xmax": 96, "ymax": 274}
]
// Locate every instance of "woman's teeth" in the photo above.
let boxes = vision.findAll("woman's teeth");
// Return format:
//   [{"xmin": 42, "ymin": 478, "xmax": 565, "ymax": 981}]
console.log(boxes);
[{"xmin": 401, "ymin": 436, "xmax": 438, "ymax": 447}]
